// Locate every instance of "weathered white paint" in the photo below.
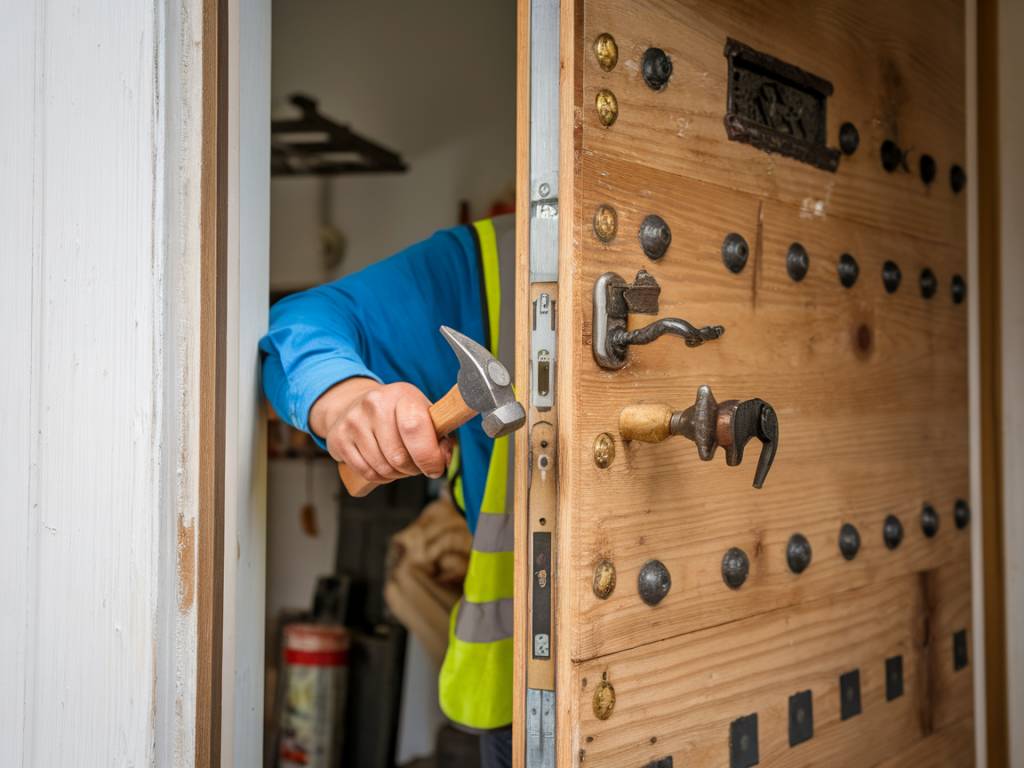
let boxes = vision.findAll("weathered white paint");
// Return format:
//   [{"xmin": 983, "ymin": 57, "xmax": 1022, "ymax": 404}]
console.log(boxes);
[
  {"xmin": 221, "ymin": 0, "xmax": 271, "ymax": 765},
  {"xmin": 997, "ymin": 1, "xmax": 1024, "ymax": 764},
  {"xmin": 0, "ymin": 0, "xmax": 205, "ymax": 765}
]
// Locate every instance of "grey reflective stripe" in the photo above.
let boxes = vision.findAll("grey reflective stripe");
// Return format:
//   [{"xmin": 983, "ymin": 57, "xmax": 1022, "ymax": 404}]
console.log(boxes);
[
  {"xmin": 455, "ymin": 598, "xmax": 514, "ymax": 643},
  {"xmin": 472, "ymin": 511, "xmax": 514, "ymax": 553},
  {"xmin": 491, "ymin": 213, "xmax": 517, "ymax": 518}
]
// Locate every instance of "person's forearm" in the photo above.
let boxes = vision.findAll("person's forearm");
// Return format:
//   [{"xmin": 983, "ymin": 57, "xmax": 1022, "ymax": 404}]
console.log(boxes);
[{"xmin": 309, "ymin": 376, "xmax": 380, "ymax": 438}]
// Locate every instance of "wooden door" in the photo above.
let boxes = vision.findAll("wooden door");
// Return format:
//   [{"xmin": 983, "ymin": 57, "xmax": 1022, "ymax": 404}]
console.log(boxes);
[{"xmin": 515, "ymin": 1, "xmax": 973, "ymax": 766}]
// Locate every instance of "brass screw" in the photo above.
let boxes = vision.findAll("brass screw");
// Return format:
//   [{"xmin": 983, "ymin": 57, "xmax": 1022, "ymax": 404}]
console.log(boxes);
[
  {"xmin": 595, "ymin": 89, "xmax": 618, "ymax": 127},
  {"xmin": 592, "ymin": 559, "xmax": 616, "ymax": 599},
  {"xmin": 593, "ymin": 432, "xmax": 615, "ymax": 468},
  {"xmin": 593, "ymin": 205, "xmax": 618, "ymax": 243},
  {"xmin": 593, "ymin": 33, "xmax": 618, "ymax": 71},
  {"xmin": 593, "ymin": 680, "xmax": 616, "ymax": 720}
]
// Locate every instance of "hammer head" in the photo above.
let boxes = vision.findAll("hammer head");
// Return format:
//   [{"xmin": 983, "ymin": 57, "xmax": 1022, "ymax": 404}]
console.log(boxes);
[{"xmin": 440, "ymin": 325, "xmax": 526, "ymax": 438}]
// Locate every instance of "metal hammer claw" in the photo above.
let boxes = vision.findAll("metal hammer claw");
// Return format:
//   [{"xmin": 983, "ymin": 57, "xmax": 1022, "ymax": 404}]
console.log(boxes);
[{"xmin": 337, "ymin": 325, "xmax": 526, "ymax": 496}]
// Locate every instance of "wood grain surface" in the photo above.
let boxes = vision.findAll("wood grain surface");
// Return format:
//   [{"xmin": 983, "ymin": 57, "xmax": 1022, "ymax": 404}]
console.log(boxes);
[{"xmin": 545, "ymin": 0, "xmax": 973, "ymax": 764}]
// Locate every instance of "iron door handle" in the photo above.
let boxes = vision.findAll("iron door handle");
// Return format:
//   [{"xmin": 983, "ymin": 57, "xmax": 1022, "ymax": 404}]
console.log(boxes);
[{"xmin": 619, "ymin": 385, "xmax": 779, "ymax": 488}]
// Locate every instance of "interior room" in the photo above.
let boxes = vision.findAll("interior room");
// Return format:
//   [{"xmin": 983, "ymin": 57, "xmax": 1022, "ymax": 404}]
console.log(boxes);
[{"xmin": 264, "ymin": 2, "xmax": 515, "ymax": 766}]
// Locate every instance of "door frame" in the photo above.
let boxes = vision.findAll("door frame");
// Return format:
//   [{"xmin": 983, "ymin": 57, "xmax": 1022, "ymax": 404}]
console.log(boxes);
[{"xmin": 197, "ymin": 0, "xmax": 270, "ymax": 766}]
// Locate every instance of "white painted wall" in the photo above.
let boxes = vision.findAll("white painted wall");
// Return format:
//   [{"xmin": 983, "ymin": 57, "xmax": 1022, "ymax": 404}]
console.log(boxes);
[
  {"xmin": 998, "ymin": 0, "xmax": 1024, "ymax": 764},
  {"xmin": 0, "ymin": 0, "xmax": 205, "ymax": 765}
]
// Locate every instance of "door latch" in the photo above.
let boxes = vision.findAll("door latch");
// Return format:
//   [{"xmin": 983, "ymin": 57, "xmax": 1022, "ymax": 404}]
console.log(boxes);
[
  {"xmin": 619, "ymin": 384, "xmax": 779, "ymax": 488},
  {"xmin": 592, "ymin": 271, "xmax": 725, "ymax": 369}
]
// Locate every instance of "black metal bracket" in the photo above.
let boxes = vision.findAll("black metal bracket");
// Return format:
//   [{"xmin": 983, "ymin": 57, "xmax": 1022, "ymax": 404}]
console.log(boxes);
[
  {"xmin": 592, "ymin": 271, "xmax": 724, "ymax": 369},
  {"xmin": 272, "ymin": 93, "xmax": 408, "ymax": 177}
]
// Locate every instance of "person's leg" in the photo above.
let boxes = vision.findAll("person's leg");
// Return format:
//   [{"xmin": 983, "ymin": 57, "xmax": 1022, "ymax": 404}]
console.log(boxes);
[{"xmin": 478, "ymin": 727, "xmax": 513, "ymax": 768}]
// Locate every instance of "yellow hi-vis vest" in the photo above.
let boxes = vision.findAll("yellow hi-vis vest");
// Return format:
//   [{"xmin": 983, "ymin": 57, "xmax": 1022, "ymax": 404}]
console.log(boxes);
[{"xmin": 439, "ymin": 216, "xmax": 515, "ymax": 731}]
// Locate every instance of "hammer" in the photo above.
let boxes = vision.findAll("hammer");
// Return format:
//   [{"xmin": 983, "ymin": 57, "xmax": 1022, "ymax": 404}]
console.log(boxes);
[{"xmin": 337, "ymin": 325, "xmax": 527, "ymax": 496}]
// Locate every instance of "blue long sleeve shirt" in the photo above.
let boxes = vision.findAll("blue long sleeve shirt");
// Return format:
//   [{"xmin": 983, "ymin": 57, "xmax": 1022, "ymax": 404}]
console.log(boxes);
[{"xmin": 259, "ymin": 225, "xmax": 493, "ymax": 533}]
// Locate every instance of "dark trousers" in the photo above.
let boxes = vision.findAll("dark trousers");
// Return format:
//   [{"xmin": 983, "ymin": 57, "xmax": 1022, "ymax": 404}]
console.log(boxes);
[{"xmin": 479, "ymin": 727, "xmax": 512, "ymax": 768}]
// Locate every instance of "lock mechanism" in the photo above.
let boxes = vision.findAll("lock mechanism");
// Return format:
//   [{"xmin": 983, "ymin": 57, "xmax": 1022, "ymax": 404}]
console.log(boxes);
[
  {"xmin": 592, "ymin": 271, "xmax": 725, "ymax": 369},
  {"xmin": 619, "ymin": 384, "xmax": 779, "ymax": 488}
]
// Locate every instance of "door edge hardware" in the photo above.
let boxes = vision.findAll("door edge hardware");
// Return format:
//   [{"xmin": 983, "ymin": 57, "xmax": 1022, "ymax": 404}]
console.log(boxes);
[
  {"xmin": 531, "ymin": 293, "xmax": 556, "ymax": 410},
  {"xmin": 618, "ymin": 385, "xmax": 779, "ymax": 488},
  {"xmin": 592, "ymin": 271, "xmax": 725, "ymax": 370}
]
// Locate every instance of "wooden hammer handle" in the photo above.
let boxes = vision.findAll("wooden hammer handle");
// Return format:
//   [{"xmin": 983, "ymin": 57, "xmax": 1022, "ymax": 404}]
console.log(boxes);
[{"xmin": 337, "ymin": 384, "xmax": 476, "ymax": 497}]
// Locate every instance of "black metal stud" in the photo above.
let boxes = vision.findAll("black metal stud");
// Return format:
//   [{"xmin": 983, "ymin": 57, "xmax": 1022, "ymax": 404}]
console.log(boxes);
[
  {"xmin": 920, "ymin": 154, "xmax": 937, "ymax": 185},
  {"xmin": 840, "ymin": 669, "xmax": 862, "ymax": 720},
  {"xmin": 953, "ymin": 629, "xmax": 969, "ymax": 671},
  {"xmin": 954, "ymin": 499, "xmax": 970, "ymax": 530},
  {"xmin": 921, "ymin": 503, "xmax": 939, "ymax": 538},
  {"xmin": 839, "ymin": 122, "xmax": 859, "ymax": 155},
  {"xmin": 882, "ymin": 260, "xmax": 902, "ymax": 294},
  {"xmin": 638, "ymin": 560, "xmax": 671, "ymax": 606},
  {"xmin": 787, "ymin": 533, "xmax": 812, "ymax": 574},
  {"xmin": 883, "ymin": 515, "xmax": 904, "ymax": 549},
  {"xmin": 789, "ymin": 690, "xmax": 814, "ymax": 747},
  {"xmin": 730, "ymin": 714, "xmax": 759, "ymax": 768},
  {"xmin": 721, "ymin": 547, "xmax": 750, "ymax": 590},
  {"xmin": 722, "ymin": 233, "xmax": 749, "ymax": 274},
  {"xmin": 643, "ymin": 759, "xmax": 673, "ymax": 768},
  {"xmin": 638, "ymin": 214, "xmax": 671, "ymax": 261},
  {"xmin": 641, "ymin": 47, "xmax": 673, "ymax": 91},
  {"xmin": 886, "ymin": 655, "xmax": 904, "ymax": 701},
  {"xmin": 839, "ymin": 523, "xmax": 861, "ymax": 560},
  {"xmin": 920, "ymin": 268, "xmax": 937, "ymax": 299},
  {"xmin": 952, "ymin": 275, "xmax": 966, "ymax": 304},
  {"xmin": 787, "ymin": 243, "xmax": 809, "ymax": 282},
  {"xmin": 838, "ymin": 253, "xmax": 859, "ymax": 288},
  {"xmin": 951, "ymin": 164, "xmax": 967, "ymax": 194},
  {"xmin": 881, "ymin": 140, "xmax": 904, "ymax": 172}
]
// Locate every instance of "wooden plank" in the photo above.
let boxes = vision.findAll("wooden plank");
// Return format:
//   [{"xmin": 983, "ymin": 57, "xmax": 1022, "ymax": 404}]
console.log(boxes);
[
  {"xmin": 876, "ymin": 717, "xmax": 975, "ymax": 768},
  {"xmin": 582, "ymin": 0, "xmax": 967, "ymax": 246},
  {"xmin": 977, "ymin": 0, "xmax": 1009, "ymax": 764},
  {"xmin": 197, "ymin": 0, "xmax": 229, "ymax": 765},
  {"xmin": 572, "ymin": 564, "xmax": 973, "ymax": 768},
  {"xmin": 565, "ymin": 154, "xmax": 969, "ymax": 661},
  {"xmin": 513, "ymin": 0, "xmax": 532, "ymax": 764}
]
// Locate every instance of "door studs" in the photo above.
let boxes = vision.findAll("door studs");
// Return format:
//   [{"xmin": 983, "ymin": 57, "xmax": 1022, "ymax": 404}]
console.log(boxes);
[
  {"xmin": 592, "ymin": 204, "xmax": 618, "ymax": 242},
  {"xmin": 883, "ymin": 515, "xmax": 904, "ymax": 549},
  {"xmin": 921, "ymin": 503, "xmax": 939, "ymax": 537},
  {"xmin": 638, "ymin": 560, "xmax": 671, "ymax": 606},
  {"xmin": 721, "ymin": 547, "xmax": 750, "ymax": 589},
  {"xmin": 638, "ymin": 214, "xmax": 671, "ymax": 260},
  {"xmin": 592, "ymin": 559, "xmax": 616, "ymax": 599},
  {"xmin": 786, "ymin": 534, "xmax": 812, "ymax": 574},
  {"xmin": 838, "ymin": 523, "xmax": 861, "ymax": 560},
  {"xmin": 641, "ymin": 47, "xmax": 673, "ymax": 91},
  {"xmin": 595, "ymin": 89, "xmax": 618, "ymax": 127},
  {"xmin": 722, "ymin": 233, "xmax": 749, "ymax": 273},
  {"xmin": 592, "ymin": 271, "xmax": 724, "ymax": 369},
  {"xmin": 593, "ymin": 33, "xmax": 618, "ymax": 71}
]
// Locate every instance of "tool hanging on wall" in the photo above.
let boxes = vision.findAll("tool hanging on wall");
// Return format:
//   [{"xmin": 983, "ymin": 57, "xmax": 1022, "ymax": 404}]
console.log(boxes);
[
  {"xmin": 272, "ymin": 93, "xmax": 408, "ymax": 177},
  {"xmin": 619, "ymin": 384, "xmax": 779, "ymax": 488}
]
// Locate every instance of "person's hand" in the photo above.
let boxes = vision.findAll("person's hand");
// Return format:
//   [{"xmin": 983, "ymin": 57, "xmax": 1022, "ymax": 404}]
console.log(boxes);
[{"xmin": 310, "ymin": 377, "xmax": 452, "ymax": 489}]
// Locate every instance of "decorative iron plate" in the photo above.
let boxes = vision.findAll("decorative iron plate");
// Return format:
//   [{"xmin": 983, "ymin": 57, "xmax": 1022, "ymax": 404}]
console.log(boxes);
[
  {"xmin": 724, "ymin": 39, "xmax": 840, "ymax": 172},
  {"xmin": 788, "ymin": 690, "xmax": 814, "ymax": 747},
  {"xmin": 840, "ymin": 669, "xmax": 862, "ymax": 720},
  {"xmin": 729, "ymin": 713, "xmax": 759, "ymax": 768},
  {"xmin": 886, "ymin": 655, "xmax": 904, "ymax": 700},
  {"xmin": 953, "ymin": 629, "xmax": 969, "ymax": 671}
]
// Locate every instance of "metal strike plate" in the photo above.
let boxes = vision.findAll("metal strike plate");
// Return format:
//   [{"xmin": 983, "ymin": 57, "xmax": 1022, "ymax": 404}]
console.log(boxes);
[
  {"xmin": 886, "ymin": 655, "xmax": 904, "ymax": 700},
  {"xmin": 840, "ymin": 669, "xmax": 862, "ymax": 720},
  {"xmin": 953, "ymin": 629, "xmax": 969, "ymax": 671},
  {"xmin": 729, "ymin": 713, "xmax": 759, "ymax": 768},
  {"xmin": 532, "ymin": 532, "xmax": 552, "ymax": 659},
  {"xmin": 529, "ymin": 0, "xmax": 559, "ymax": 282},
  {"xmin": 531, "ymin": 294, "xmax": 556, "ymax": 410},
  {"xmin": 526, "ymin": 688, "xmax": 556, "ymax": 768},
  {"xmin": 788, "ymin": 690, "xmax": 814, "ymax": 747},
  {"xmin": 724, "ymin": 38, "xmax": 840, "ymax": 172}
]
